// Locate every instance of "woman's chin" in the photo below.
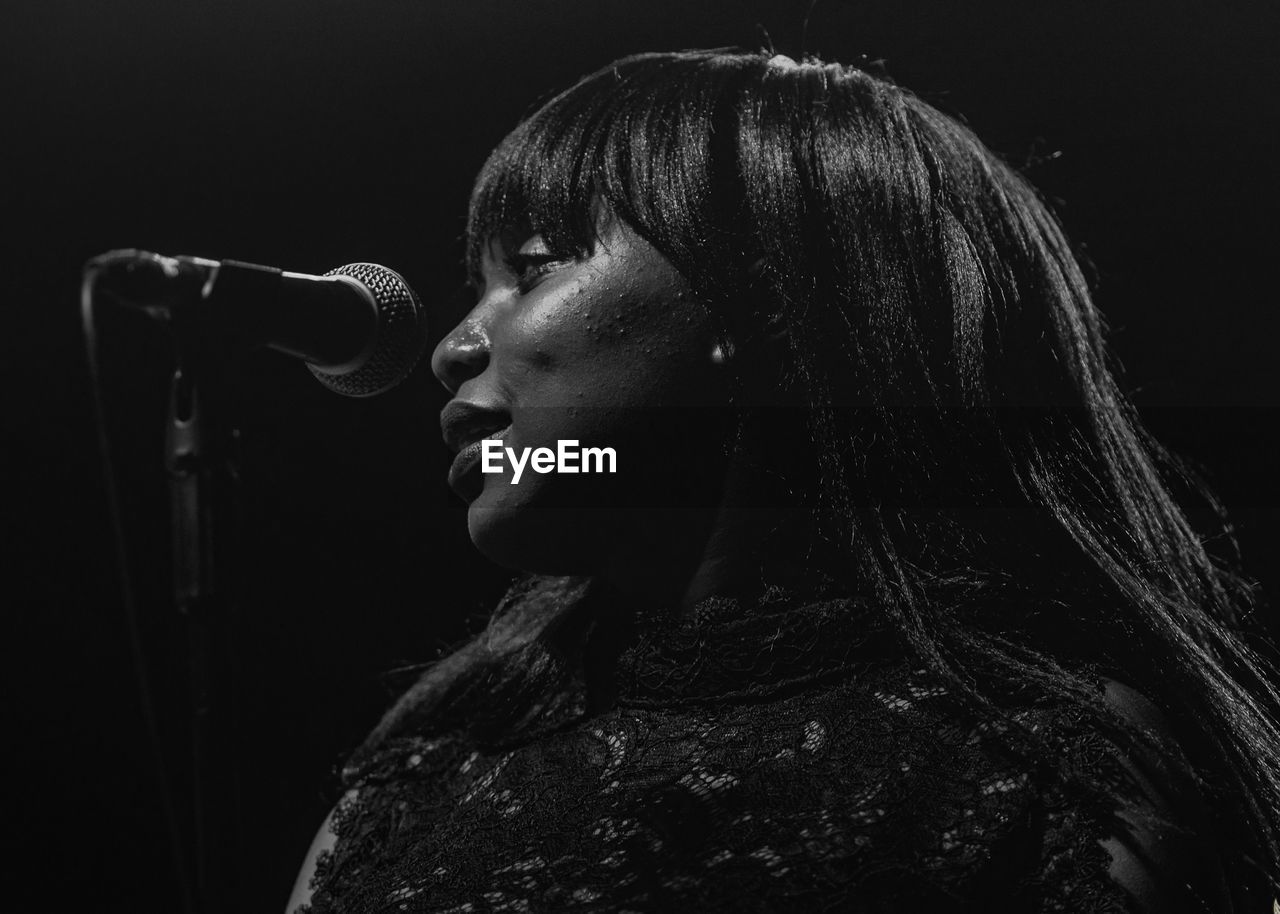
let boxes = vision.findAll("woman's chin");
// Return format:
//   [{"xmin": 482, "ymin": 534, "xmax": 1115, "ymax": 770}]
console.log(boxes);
[{"xmin": 467, "ymin": 486, "xmax": 610, "ymax": 575}]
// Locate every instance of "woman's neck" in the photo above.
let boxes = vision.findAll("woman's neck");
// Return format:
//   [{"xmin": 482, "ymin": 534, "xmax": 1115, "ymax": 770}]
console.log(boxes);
[{"xmin": 596, "ymin": 444, "xmax": 804, "ymax": 619}]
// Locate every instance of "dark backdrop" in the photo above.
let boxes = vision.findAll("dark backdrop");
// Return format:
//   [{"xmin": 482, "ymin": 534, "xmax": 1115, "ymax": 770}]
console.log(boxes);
[{"xmin": 8, "ymin": 1, "xmax": 1278, "ymax": 910}]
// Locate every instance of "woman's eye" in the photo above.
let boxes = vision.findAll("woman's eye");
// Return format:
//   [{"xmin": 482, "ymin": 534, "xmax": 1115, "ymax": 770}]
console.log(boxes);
[{"xmin": 505, "ymin": 253, "xmax": 565, "ymax": 292}]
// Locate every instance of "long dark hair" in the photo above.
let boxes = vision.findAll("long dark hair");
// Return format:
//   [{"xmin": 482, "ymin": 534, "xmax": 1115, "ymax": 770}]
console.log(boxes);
[{"xmin": 363, "ymin": 49, "xmax": 1280, "ymax": 896}]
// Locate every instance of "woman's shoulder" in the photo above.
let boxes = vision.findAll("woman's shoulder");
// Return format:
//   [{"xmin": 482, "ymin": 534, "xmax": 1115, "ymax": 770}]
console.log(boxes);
[
  {"xmin": 854, "ymin": 666, "xmax": 1232, "ymax": 912},
  {"xmin": 602, "ymin": 661, "xmax": 1230, "ymax": 912},
  {"xmin": 574, "ymin": 660, "xmax": 1182, "ymax": 909},
  {"xmin": 1094, "ymin": 679, "xmax": 1233, "ymax": 913},
  {"xmin": 832, "ymin": 669, "xmax": 1233, "ymax": 913}
]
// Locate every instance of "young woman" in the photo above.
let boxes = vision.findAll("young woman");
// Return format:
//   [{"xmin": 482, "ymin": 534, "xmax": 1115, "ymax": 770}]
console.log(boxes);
[{"xmin": 290, "ymin": 49, "xmax": 1280, "ymax": 912}]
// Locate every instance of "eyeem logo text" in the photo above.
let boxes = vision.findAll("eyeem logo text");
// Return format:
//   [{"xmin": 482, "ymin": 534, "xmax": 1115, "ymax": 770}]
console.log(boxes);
[{"xmin": 481, "ymin": 439, "xmax": 617, "ymax": 484}]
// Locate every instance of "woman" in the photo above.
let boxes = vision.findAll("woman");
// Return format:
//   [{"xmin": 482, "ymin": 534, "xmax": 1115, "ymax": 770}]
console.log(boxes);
[{"xmin": 290, "ymin": 49, "xmax": 1280, "ymax": 911}]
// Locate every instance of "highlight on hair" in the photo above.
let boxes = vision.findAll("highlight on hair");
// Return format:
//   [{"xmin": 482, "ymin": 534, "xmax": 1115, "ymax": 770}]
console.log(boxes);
[{"xmin": 366, "ymin": 49, "xmax": 1280, "ymax": 900}]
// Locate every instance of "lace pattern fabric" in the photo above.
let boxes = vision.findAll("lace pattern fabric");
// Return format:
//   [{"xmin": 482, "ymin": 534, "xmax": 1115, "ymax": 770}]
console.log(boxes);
[{"xmin": 303, "ymin": 581, "xmax": 1145, "ymax": 912}]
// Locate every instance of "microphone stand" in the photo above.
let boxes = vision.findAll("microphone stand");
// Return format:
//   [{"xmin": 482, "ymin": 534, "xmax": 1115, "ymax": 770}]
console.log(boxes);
[
  {"xmin": 165, "ymin": 309, "xmax": 244, "ymax": 913},
  {"xmin": 85, "ymin": 247, "xmax": 425, "ymax": 909}
]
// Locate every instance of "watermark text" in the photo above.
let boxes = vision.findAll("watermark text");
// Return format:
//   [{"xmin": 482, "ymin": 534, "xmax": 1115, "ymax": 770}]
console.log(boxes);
[{"xmin": 481, "ymin": 439, "xmax": 616, "ymax": 484}]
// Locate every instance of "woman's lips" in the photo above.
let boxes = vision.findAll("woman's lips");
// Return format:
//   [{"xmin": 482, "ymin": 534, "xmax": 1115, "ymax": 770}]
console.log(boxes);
[{"xmin": 448, "ymin": 426, "xmax": 511, "ymax": 501}]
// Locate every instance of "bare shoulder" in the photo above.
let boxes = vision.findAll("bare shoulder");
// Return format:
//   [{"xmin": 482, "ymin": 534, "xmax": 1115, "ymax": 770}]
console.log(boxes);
[
  {"xmin": 285, "ymin": 790, "xmax": 355, "ymax": 914},
  {"xmin": 1098, "ymin": 679, "xmax": 1230, "ymax": 913}
]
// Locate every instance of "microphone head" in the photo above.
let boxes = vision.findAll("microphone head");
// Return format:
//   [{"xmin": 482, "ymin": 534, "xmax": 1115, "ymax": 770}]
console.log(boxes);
[{"xmin": 310, "ymin": 263, "xmax": 428, "ymax": 397}]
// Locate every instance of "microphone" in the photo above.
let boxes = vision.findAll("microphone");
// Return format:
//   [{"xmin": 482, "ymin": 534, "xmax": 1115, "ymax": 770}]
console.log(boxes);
[{"xmin": 86, "ymin": 249, "xmax": 429, "ymax": 397}]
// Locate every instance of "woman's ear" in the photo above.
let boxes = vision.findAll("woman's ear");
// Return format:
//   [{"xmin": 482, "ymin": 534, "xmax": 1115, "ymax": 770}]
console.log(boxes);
[
  {"xmin": 709, "ymin": 333, "xmax": 791, "ymax": 405},
  {"xmin": 711, "ymin": 338, "xmax": 734, "ymax": 366},
  {"xmin": 709, "ymin": 256, "xmax": 790, "ymax": 392}
]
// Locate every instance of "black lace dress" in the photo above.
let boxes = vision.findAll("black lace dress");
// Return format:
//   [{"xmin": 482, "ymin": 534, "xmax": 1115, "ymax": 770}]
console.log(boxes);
[{"xmin": 301, "ymin": 576, "xmax": 1218, "ymax": 913}]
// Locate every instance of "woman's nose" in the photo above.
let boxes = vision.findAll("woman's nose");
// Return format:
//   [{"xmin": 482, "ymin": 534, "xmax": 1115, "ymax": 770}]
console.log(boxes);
[{"xmin": 431, "ymin": 318, "xmax": 490, "ymax": 394}]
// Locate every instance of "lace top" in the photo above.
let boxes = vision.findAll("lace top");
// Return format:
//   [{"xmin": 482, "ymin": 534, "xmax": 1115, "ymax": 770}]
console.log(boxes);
[{"xmin": 300, "ymin": 576, "xmax": 1207, "ymax": 913}]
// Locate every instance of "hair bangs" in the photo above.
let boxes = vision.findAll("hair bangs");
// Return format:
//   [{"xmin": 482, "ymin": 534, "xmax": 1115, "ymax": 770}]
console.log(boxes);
[{"xmin": 464, "ymin": 51, "xmax": 756, "ymax": 287}]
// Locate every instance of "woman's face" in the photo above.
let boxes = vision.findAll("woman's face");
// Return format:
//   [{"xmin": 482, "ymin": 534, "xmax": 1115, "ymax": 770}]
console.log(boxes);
[{"xmin": 431, "ymin": 216, "xmax": 735, "ymax": 573}]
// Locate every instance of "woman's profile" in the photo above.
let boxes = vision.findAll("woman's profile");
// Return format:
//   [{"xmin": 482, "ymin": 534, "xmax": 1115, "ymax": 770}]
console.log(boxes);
[{"xmin": 289, "ymin": 49, "xmax": 1280, "ymax": 912}]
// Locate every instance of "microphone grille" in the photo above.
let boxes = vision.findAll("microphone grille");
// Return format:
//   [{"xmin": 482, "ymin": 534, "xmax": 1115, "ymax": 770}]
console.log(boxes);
[{"xmin": 310, "ymin": 263, "xmax": 428, "ymax": 397}]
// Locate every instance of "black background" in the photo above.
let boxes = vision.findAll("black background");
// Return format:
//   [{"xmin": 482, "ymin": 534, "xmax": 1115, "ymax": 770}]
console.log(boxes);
[{"xmin": 8, "ymin": 0, "xmax": 1279, "ymax": 909}]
